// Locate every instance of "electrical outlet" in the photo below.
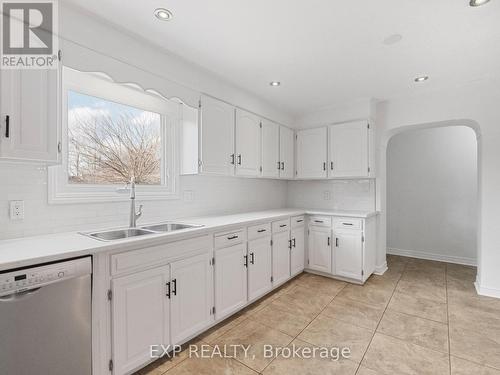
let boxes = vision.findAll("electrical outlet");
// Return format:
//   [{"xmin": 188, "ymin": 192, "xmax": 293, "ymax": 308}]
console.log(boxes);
[
  {"xmin": 323, "ymin": 191, "xmax": 331, "ymax": 200},
  {"xmin": 9, "ymin": 200, "xmax": 24, "ymax": 220}
]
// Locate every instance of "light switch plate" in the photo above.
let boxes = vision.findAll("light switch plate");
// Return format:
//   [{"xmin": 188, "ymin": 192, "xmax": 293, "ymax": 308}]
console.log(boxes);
[{"xmin": 10, "ymin": 200, "xmax": 24, "ymax": 220}]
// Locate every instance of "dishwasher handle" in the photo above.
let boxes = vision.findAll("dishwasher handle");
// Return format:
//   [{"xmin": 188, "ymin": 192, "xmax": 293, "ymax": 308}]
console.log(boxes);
[{"xmin": 0, "ymin": 287, "xmax": 41, "ymax": 302}]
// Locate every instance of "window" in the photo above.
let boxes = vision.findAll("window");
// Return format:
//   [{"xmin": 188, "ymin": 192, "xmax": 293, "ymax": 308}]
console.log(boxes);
[{"xmin": 49, "ymin": 68, "xmax": 180, "ymax": 203}]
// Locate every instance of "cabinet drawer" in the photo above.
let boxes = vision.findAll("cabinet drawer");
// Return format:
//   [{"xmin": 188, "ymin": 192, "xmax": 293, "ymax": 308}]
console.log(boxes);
[
  {"xmin": 111, "ymin": 235, "xmax": 210, "ymax": 276},
  {"xmin": 291, "ymin": 215, "xmax": 305, "ymax": 228},
  {"xmin": 214, "ymin": 229, "xmax": 245, "ymax": 249},
  {"xmin": 333, "ymin": 218, "xmax": 363, "ymax": 230},
  {"xmin": 309, "ymin": 216, "xmax": 332, "ymax": 227},
  {"xmin": 248, "ymin": 222, "xmax": 271, "ymax": 240},
  {"xmin": 272, "ymin": 218, "xmax": 290, "ymax": 233}
]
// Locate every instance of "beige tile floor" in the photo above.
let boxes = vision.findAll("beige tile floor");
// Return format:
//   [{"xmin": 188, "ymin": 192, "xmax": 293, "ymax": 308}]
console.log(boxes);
[{"xmin": 136, "ymin": 255, "xmax": 500, "ymax": 375}]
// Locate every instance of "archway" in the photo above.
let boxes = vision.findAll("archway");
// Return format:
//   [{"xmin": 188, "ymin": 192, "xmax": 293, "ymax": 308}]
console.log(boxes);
[{"xmin": 375, "ymin": 119, "xmax": 482, "ymax": 287}]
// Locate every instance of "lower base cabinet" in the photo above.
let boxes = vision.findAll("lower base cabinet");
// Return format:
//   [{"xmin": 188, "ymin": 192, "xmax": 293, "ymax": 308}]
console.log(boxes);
[
  {"xmin": 247, "ymin": 237, "xmax": 272, "ymax": 301},
  {"xmin": 170, "ymin": 253, "xmax": 214, "ymax": 345},
  {"xmin": 290, "ymin": 227, "xmax": 305, "ymax": 276},
  {"xmin": 214, "ymin": 243, "xmax": 248, "ymax": 320},
  {"xmin": 308, "ymin": 226, "xmax": 332, "ymax": 273},
  {"xmin": 272, "ymin": 231, "xmax": 291, "ymax": 286},
  {"xmin": 334, "ymin": 230, "xmax": 363, "ymax": 280},
  {"xmin": 111, "ymin": 266, "xmax": 171, "ymax": 375}
]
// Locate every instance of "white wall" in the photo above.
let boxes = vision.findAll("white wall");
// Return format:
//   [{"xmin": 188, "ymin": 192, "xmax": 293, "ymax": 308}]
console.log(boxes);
[
  {"xmin": 387, "ymin": 126, "xmax": 477, "ymax": 265},
  {"xmin": 376, "ymin": 78, "xmax": 500, "ymax": 298},
  {"xmin": 287, "ymin": 179, "xmax": 375, "ymax": 212}
]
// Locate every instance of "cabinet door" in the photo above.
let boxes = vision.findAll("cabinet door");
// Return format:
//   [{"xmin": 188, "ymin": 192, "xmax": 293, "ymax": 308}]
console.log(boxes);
[
  {"xmin": 272, "ymin": 231, "xmax": 291, "ymax": 286},
  {"xmin": 279, "ymin": 126, "xmax": 294, "ymax": 179},
  {"xmin": 296, "ymin": 127, "xmax": 327, "ymax": 179},
  {"xmin": 261, "ymin": 119, "xmax": 280, "ymax": 178},
  {"xmin": 247, "ymin": 237, "xmax": 273, "ymax": 301},
  {"xmin": 235, "ymin": 108, "xmax": 261, "ymax": 177},
  {"xmin": 170, "ymin": 253, "xmax": 214, "ymax": 345},
  {"xmin": 112, "ymin": 266, "xmax": 170, "ymax": 375},
  {"xmin": 290, "ymin": 227, "xmax": 305, "ymax": 276},
  {"xmin": 328, "ymin": 121, "xmax": 369, "ymax": 178},
  {"xmin": 214, "ymin": 243, "xmax": 248, "ymax": 320},
  {"xmin": 334, "ymin": 230, "xmax": 363, "ymax": 280},
  {"xmin": 308, "ymin": 226, "xmax": 332, "ymax": 273},
  {"xmin": 199, "ymin": 95, "xmax": 235, "ymax": 175},
  {"xmin": 0, "ymin": 69, "xmax": 59, "ymax": 162}
]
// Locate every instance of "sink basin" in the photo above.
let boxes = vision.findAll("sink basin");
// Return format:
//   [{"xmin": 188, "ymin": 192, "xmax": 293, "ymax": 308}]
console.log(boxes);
[
  {"xmin": 85, "ymin": 228, "xmax": 155, "ymax": 241},
  {"xmin": 141, "ymin": 223, "xmax": 203, "ymax": 232}
]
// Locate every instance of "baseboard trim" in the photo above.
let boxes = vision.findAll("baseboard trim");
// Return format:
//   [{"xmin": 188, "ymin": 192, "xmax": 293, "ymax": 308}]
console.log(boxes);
[
  {"xmin": 387, "ymin": 247, "xmax": 476, "ymax": 266},
  {"xmin": 374, "ymin": 262, "xmax": 388, "ymax": 275},
  {"xmin": 475, "ymin": 282, "xmax": 500, "ymax": 299}
]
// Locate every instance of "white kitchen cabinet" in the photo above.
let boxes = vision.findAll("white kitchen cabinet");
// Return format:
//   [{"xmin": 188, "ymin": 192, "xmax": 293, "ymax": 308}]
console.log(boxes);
[
  {"xmin": 0, "ymin": 69, "xmax": 60, "ymax": 163},
  {"xmin": 235, "ymin": 108, "xmax": 261, "ymax": 177},
  {"xmin": 290, "ymin": 226, "xmax": 305, "ymax": 276},
  {"xmin": 296, "ymin": 127, "xmax": 327, "ymax": 179},
  {"xmin": 279, "ymin": 126, "xmax": 294, "ymax": 179},
  {"xmin": 272, "ymin": 230, "xmax": 291, "ymax": 286},
  {"xmin": 199, "ymin": 95, "xmax": 235, "ymax": 176},
  {"xmin": 170, "ymin": 253, "xmax": 213, "ymax": 345},
  {"xmin": 111, "ymin": 266, "xmax": 170, "ymax": 375},
  {"xmin": 261, "ymin": 119, "xmax": 280, "ymax": 178},
  {"xmin": 333, "ymin": 229, "xmax": 363, "ymax": 280},
  {"xmin": 247, "ymin": 236, "xmax": 273, "ymax": 301},
  {"xmin": 214, "ymin": 243, "xmax": 248, "ymax": 320},
  {"xmin": 308, "ymin": 226, "xmax": 332, "ymax": 273},
  {"xmin": 328, "ymin": 121, "xmax": 369, "ymax": 178}
]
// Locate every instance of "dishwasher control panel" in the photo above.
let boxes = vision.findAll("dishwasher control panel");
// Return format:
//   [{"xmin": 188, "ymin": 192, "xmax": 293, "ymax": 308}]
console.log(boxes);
[{"xmin": 0, "ymin": 257, "xmax": 91, "ymax": 296}]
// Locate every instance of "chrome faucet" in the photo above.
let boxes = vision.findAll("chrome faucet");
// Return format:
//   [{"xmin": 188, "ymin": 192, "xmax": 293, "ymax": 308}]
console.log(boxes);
[{"xmin": 117, "ymin": 178, "xmax": 143, "ymax": 228}]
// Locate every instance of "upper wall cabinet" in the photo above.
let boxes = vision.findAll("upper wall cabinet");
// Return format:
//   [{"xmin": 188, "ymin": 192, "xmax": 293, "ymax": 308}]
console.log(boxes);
[
  {"xmin": 328, "ymin": 121, "xmax": 371, "ymax": 178},
  {"xmin": 296, "ymin": 127, "xmax": 328, "ymax": 179},
  {"xmin": 261, "ymin": 119, "xmax": 280, "ymax": 178},
  {"xmin": 0, "ymin": 69, "xmax": 60, "ymax": 163},
  {"xmin": 235, "ymin": 109, "xmax": 261, "ymax": 177},
  {"xmin": 279, "ymin": 126, "xmax": 294, "ymax": 179},
  {"xmin": 199, "ymin": 95, "xmax": 235, "ymax": 176}
]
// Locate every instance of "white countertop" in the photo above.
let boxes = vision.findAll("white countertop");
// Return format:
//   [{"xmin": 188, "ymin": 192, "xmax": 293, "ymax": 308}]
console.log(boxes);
[{"xmin": 0, "ymin": 208, "xmax": 378, "ymax": 271}]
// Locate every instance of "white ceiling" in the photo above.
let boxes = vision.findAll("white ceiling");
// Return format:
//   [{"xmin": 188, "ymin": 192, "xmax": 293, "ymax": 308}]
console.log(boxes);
[{"xmin": 62, "ymin": 0, "xmax": 500, "ymax": 116}]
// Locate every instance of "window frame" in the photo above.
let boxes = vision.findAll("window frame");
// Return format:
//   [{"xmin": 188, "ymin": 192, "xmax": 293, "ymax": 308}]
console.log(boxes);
[{"xmin": 48, "ymin": 67, "xmax": 180, "ymax": 204}]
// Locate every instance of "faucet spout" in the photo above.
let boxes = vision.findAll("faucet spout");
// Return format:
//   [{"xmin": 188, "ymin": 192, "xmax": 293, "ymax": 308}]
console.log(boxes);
[{"xmin": 117, "ymin": 177, "xmax": 143, "ymax": 228}]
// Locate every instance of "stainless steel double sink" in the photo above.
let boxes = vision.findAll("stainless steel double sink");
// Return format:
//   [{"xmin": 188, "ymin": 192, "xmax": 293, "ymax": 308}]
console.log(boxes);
[{"xmin": 82, "ymin": 223, "xmax": 203, "ymax": 242}]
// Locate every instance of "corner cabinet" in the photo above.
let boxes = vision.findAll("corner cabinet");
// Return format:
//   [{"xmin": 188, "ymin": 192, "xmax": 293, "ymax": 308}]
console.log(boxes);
[
  {"xmin": 307, "ymin": 225, "xmax": 332, "ymax": 273},
  {"xmin": 199, "ymin": 95, "xmax": 235, "ymax": 176},
  {"xmin": 328, "ymin": 121, "xmax": 371, "ymax": 178},
  {"xmin": 296, "ymin": 127, "xmax": 328, "ymax": 179},
  {"xmin": 0, "ymin": 68, "xmax": 61, "ymax": 163}
]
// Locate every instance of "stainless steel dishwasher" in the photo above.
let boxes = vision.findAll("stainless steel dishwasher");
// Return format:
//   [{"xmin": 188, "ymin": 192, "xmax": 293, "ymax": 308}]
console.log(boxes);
[{"xmin": 0, "ymin": 257, "xmax": 92, "ymax": 375}]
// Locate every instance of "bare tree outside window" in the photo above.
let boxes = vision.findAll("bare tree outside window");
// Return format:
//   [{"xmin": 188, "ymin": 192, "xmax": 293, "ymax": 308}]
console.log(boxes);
[{"xmin": 67, "ymin": 91, "xmax": 162, "ymax": 185}]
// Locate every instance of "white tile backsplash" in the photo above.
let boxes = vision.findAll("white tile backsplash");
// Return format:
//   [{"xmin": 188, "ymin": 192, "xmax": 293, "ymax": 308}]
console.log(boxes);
[
  {"xmin": 286, "ymin": 179, "xmax": 376, "ymax": 211},
  {"xmin": 0, "ymin": 163, "xmax": 376, "ymax": 240}
]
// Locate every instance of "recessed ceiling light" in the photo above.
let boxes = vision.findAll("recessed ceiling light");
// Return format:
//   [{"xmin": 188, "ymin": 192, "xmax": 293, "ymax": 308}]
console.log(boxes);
[
  {"xmin": 154, "ymin": 8, "xmax": 173, "ymax": 21},
  {"xmin": 414, "ymin": 75, "xmax": 429, "ymax": 82},
  {"xmin": 269, "ymin": 81, "xmax": 281, "ymax": 87},
  {"xmin": 469, "ymin": 0, "xmax": 490, "ymax": 6},
  {"xmin": 383, "ymin": 34, "xmax": 403, "ymax": 45}
]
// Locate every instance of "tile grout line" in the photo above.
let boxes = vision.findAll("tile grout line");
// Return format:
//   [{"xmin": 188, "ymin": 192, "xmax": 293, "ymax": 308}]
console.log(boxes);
[
  {"xmin": 445, "ymin": 263, "xmax": 452, "ymax": 375},
  {"xmin": 258, "ymin": 279, "xmax": 349, "ymax": 374},
  {"xmin": 354, "ymin": 259, "xmax": 408, "ymax": 374}
]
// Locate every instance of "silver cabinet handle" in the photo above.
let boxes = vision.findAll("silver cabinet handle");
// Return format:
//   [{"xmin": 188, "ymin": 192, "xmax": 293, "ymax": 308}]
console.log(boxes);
[
  {"xmin": 250, "ymin": 252, "xmax": 255, "ymax": 265},
  {"xmin": 277, "ymin": 161, "xmax": 281, "ymax": 170},
  {"xmin": 281, "ymin": 162, "xmax": 284, "ymax": 170},
  {"xmin": 238, "ymin": 154, "xmax": 242, "ymax": 165},
  {"xmin": 230, "ymin": 154, "xmax": 235, "ymax": 164},
  {"xmin": 323, "ymin": 162, "xmax": 326, "ymax": 171},
  {"xmin": 257, "ymin": 229, "xmax": 266, "ymax": 233},
  {"xmin": 342, "ymin": 223, "xmax": 353, "ymax": 226},
  {"xmin": 227, "ymin": 235, "xmax": 239, "ymax": 240},
  {"xmin": 331, "ymin": 162, "xmax": 334, "ymax": 170}
]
